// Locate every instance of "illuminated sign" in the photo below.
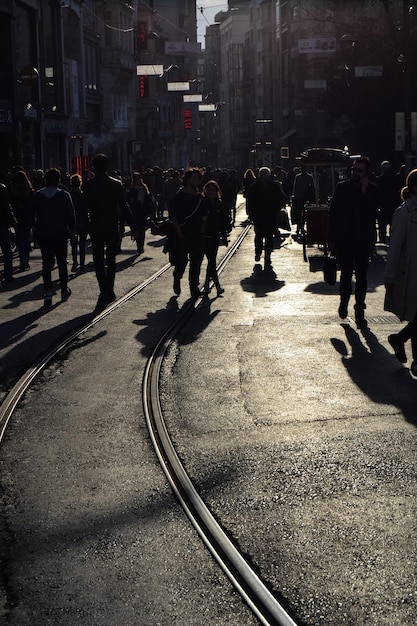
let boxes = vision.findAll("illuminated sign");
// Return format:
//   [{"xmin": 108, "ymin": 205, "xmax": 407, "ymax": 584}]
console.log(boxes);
[
  {"xmin": 136, "ymin": 64, "xmax": 163, "ymax": 76},
  {"xmin": 137, "ymin": 22, "xmax": 147, "ymax": 51},
  {"xmin": 183, "ymin": 94, "xmax": 202, "ymax": 102},
  {"xmin": 139, "ymin": 75, "xmax": 149, "ymax": 98},
  {"xmin": 198, "ymin": 104, "xmax": 217, "ymax": 112},
  {"xmin": 184, "ymin": 109, "xmax": 192, "ymax": 129},
  {"xmin": 168, "ymin": 82, "xmax": 190, "ymax": 91}
]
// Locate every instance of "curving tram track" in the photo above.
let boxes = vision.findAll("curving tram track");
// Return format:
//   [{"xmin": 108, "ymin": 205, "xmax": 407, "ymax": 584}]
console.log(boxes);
[{"xmin": 0, "ymin": 220, "xmax": 297, "ymax": 626}]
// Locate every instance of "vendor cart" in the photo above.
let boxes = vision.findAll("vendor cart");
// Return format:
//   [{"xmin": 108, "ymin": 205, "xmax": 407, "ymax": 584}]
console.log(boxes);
[{"xmin": 296, "ymin": 148, "xmax": 351, "ymax": 262}]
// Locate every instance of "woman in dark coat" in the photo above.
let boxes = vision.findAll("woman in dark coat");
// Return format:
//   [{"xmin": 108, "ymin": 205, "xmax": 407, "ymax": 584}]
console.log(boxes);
[
  {"xmin": 127, "ymin": 172, "xmax": 152, "ymax": 255},
  {"xmin": 169, "ymin": 168, "xmax": 207, "ymax": 298},
  {"xmin": 201, "ymin": 180, "xmax": 229, "ymax": 296},
  {"xmin": 8, "ymin": 170, "xmax": 35, "ymax": 270},
  {"xmin": 69, "ymin": 174, "xmax": 87, "ymax": 272}
]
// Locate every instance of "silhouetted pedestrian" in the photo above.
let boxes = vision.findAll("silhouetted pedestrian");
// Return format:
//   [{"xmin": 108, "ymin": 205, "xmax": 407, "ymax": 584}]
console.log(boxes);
[
  {"xmin": 0, "ymin": 183, "xmax": 16, "ymax": 283},
  {"xmin": 82, "ymin": 153, "xmax": 134, "ymax": 312},
  {"xmin": 246, "ymin": 167, "xmax": 284, "ymax": 269},
  {"xmin": 68, "ymin": 174, "xmax": 87, "ymax": 273},
  {"xmin": 384, "ymin": 168, "xmax": 417, "ymax": 376},
  {"xmin": 201, "ymin": 180, "xmax": 229, "ymax": 296},
  {"xmin": 8, "ymin": 169, "xmax": 34, "ymax": 271},
  {"xmin": 33, "ymin": 168, "xmax": 75, "ymax": 306},
  {"xmin": 169, "ymin": 168, "xmax": 207, "ymax": 298},
  {"xmin": 329, "ymin": 157, "xmax": 379, "ymax": 327}
]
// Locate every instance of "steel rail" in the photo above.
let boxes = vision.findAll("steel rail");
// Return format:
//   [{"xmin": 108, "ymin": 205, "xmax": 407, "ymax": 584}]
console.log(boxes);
[
  {"xmin": 142, "ymin": 224, "xmax": 298, "ymax": 626},
  {"xmin": 0, "ymin": 262, "xmax": 170, "ymax": 442}
]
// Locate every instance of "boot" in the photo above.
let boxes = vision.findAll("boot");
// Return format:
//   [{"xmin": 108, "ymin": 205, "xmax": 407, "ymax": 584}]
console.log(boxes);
[
  {"xmin": 338, "ymin": 296, "xmax": 349, "ymax": 319},
  {"xmin": 354, "ymin": 303, "xmax": 367, "ymax": 328}
]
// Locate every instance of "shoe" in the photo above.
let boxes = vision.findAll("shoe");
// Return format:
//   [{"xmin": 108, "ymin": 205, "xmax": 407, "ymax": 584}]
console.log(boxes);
[
  {"xmin": 79, "ymin": 265, "xmax": 86, "ymax": 273},
  {"xmin": 410, "ymin": 361, "xmax": 417, "ymax": 376},
  {"xmin": 190, "ymin": 288, "xmax": 202, "ymax": 298},
  {"xmin": 44, "ymin": 291, "xmax": 53, "ymax": 307},
  {"xmin": 354, "ymin": 305, "xmax": 367, "ymax": 328},
  {"xmin": 61, "ymin": 287, "xmax": 71, "ymax": 301},
  {"xmin": 94, "ymin": 293, "xmax": 108, "ymax": 312},
  {"xmin": 71, "ymin": 262, "xmax": 78, "ymax": 272},
  {"xmin": 107, "ymin": 291, "xmax": 116, "ymax": 304},
  {"xmin": 20, "ymin": 262, "xmax": 30, "ymax": 271},
  {"xmin": 173, "ymin": 278, "xmax": 181, "ymax": 296},
  {"xmin": 216, "ymin": 287, "xmax": 225, "ymax": 296},
  {"xmin": 338, "ymin": 301, "xmax": 348, "ymax": 319},
  {"xmin": 388, "ymin": 334, "xmax": 407, "ymax": 363}
]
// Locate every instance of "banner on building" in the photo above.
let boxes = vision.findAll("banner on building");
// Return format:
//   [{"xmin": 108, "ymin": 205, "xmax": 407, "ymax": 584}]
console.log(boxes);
[
  {"xmin": 298, "ymin": 37, "xmax": 336, "ymax": 53},
  {"xmin": 165, "ymin": 41, "xmax": 201, "ymax": 55}
]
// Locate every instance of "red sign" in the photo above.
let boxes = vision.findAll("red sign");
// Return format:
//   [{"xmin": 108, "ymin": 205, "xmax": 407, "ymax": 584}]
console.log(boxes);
[
  {"xmin": 137, "ymin": 21, "xmax": 147, "ymax": 51},
  {"xmin": 139, "ymin": 75, "xmax": 149, "ymax": 98},
  {"xmin": 184, "ymin": 109, "xmax": 192, "ymax": 130}
]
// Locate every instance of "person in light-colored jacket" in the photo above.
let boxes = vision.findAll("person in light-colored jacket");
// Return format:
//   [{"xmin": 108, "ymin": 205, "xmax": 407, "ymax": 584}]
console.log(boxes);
[{"xmin": 384, "ymin": 168, "xmax": 417, "ymax": 376}]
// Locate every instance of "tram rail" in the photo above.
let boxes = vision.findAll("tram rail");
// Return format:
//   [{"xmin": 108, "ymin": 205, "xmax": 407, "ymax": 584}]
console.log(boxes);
[{"xmin": 0, "ymin": 212, "xmax": 298, "ymax": 626}]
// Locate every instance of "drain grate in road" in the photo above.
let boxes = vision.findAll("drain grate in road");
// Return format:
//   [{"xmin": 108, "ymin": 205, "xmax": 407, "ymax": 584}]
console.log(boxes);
[{"xmin": 366, "ymin": 315, "xmax": 401, "ymax": 324}]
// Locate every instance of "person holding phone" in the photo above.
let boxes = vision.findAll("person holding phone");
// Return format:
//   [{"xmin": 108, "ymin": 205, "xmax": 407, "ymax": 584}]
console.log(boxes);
[{"xmin": 329, "ymin": 156, "xmax": 379, "ymax": 327}]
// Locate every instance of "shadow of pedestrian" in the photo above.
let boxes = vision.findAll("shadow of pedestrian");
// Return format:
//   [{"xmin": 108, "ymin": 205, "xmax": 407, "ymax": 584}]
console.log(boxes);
[
  {"xmin": 331, "ymin": 323, "xmax": 417, "ymax": 426},
  {"xmin": 240, "ymin": 264, "xmax": 285, "ymax": 298},
  {"xmin": 0, "ymin": 312, "xmax": 94, "ymax": 391}
]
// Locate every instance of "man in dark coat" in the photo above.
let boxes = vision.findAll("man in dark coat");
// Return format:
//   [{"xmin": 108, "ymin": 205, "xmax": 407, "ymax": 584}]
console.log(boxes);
[
  {"xmin": 246, "ymin": 166, "xmax": 284, "ymax": 269},
  {"xmin": 329, "ymin": 156, "xmax": 379, "ymax": 327},
  {"xmin": 82, "ymin": 153, "xmax": 134, "ymax": 312},
  {"xmin": 33, "ymin": 168, "xmax": 75, "ymax": 306}
]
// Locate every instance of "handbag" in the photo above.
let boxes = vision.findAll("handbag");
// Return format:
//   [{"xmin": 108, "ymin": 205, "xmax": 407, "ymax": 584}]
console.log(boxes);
[
  {"xmin": 150, "ymin": 218, "xmax": 173, "ymax": 237},
  {"xmin": 323, "ymin": 254, "xmax": 337, "ymax": 285},
  {"xmin": 279, "ymin": 207, "xmax": 291, "ymax": 231}
]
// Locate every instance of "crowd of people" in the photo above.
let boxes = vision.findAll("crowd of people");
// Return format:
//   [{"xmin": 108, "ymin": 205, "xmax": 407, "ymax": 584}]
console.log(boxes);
[{"xmin": 0, "ymin": 155, "xmax": 416, "ymax": 375}]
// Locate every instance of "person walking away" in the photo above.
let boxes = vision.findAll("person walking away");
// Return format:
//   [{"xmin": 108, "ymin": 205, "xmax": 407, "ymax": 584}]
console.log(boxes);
[
  {"xmin": 0, "ymin": 183, "xmax": 16, "ymax": 284},
  {"xmin": 161, "ymin": 170, "xmax": 182, "ymax": 217},
  {"xmin": 201, "ymin": 180, "xmax": 229, "ymax": 296},
  {"xmin": 228, "ymin": 169, "xmax": 241, "ymax": 227},
  {"xmin": 68, "ymin": 174, "xmax": 87, "ymax": 272},
  {"xmin": 32, "ymin": 168, "xmax": 45, "ymax": 191},
  {"xmin": 376, "ymin": 160, "xmax": 400, "ymax": 244},
  {"xmin": 243, "ymin": 168, "xmax": 257, "ymax": 220},
  {"xmin": 291, "ymin": 165, "xmax": 315, "ymax": 237},
  {"xmin": 8, "ymin": 169, "xmax": 35, "ymax": 271},
  {"xmin": 218, "ymin": 170, "xmax": 235, "ymax": 229},
  {"xmin": 82, "ymin": 153, "xmax": 135, "ymax": 312},
  {"xmin": 384, "ymin": 168, "xmax": 417, "ymax": 376},
  {"xmin": 329, "ymin": 156, "xmax": 379, "ymax": 327},
  {"xmin": 33, "ymin": 168, "xmax": 75, "ymax": 306},
  {"xmin": 127, "ymin": 172, "xmax": 152, "ymax": 256},
  {"xmin": 168, "ymin": 168, "xmax": 207, "ymax": 298},
  {"xmin": 246, "ymin": 166, "xmax": 284, "ymax": 270}
]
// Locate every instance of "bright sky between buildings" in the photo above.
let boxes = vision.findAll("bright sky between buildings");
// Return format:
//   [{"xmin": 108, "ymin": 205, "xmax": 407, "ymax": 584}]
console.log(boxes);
[{"xmin": 196, "ymin": 1, "xmax": 228, "ymax": 47}]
